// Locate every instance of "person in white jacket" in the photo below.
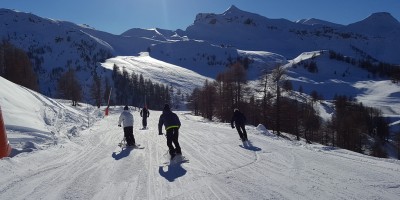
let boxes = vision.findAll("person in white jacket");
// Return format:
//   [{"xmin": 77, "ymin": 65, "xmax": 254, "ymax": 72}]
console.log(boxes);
[{"xmin": 118, "ymin": 105, "xmax": 135, "ymax": 146}]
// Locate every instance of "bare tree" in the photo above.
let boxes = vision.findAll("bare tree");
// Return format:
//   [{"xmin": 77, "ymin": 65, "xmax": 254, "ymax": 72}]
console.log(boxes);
[
  {"xmin": 215, "ymin": 72, "xmax": 234, "ymax": 122},
  {"xmin": 200, "ymin": 80, "xmax": 217, "ymax": 120},
  {"xmin": 231, "ymin": 62, "xmax": 247, "ymax": 106},
  {"xmin": 1, "ymin": 41, "xmax": 38, "ymax": 91},
  {"xmin": 188, "ymin": 87, "xmax": 201, "ymax": 116},
  {"xmin": 90, "ymin": 72, "xmax": 102, "ymax": 108},
  {"xmin": 256, "ymin": 69, "xmax": 275, "ymax": 131},
  {"xmin": 271, "ymin": 64, "xmax": 287, "ymax": 136}
]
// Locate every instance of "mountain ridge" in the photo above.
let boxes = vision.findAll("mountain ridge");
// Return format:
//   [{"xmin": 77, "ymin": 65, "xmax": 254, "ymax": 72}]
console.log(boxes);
[
  {"xmin": 1, "ymin": 7, "xmax": 399, "ymax": 103},
  {"xmin": 345, "ymin": 12, "xmax": 400, "ymax": 36}
]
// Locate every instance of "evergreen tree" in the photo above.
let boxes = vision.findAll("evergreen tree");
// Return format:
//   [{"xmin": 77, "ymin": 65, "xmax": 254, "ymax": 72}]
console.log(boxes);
[
  {"xmin": 90, "ymin": 72, "xmax": 102, "ymax": 108},
  {"xmin": 58, "ymin": 68, "xmax": 82, "ymax": 106}
]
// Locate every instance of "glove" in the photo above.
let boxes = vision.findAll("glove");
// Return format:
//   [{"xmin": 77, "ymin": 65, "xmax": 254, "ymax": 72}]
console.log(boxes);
[{"xmin": 118, "ymin": 125, "xmax": 121, "ymax": 127}]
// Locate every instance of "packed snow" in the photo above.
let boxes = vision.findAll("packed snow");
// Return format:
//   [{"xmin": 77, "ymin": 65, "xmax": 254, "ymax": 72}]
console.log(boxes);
[{"xmin": 1, "ymin": 74, "xmax": 400, "ymax": 200}]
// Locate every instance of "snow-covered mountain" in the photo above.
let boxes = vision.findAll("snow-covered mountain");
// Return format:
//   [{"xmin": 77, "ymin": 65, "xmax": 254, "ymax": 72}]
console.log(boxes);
[
  {"xmin": 0, "ymin": 9, "xmax": 166, "ymax": 97},
  {"xmin": 1, "ymin": 6, "xmax": 400, "ymax": 95},
  {"xmin": 183, "ymin": 6, "xmax": 400, "ymax": 63},
  {"xmin": 345, "ymin": 12, "xmax": 400, "ymax": 37},
  {"xmin": 286, "ymin": 51, "xmax": 400, "ymax": 118}
]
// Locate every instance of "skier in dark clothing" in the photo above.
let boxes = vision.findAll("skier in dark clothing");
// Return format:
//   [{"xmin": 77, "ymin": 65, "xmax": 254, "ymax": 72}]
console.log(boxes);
[
  {"xmin": 231, "ymin": 108, "xmax": 248, "ymax": 142},
  {"xmin": 158, "ymin": 104, "xmax": 181, "ymax": 159},
  {"xmin": 140, "ymin": 106, "xmax": 150, "ymax": 129},
  {"xmin": 118, "ymin": 105, "xmax": 135, "ymax": 146}
]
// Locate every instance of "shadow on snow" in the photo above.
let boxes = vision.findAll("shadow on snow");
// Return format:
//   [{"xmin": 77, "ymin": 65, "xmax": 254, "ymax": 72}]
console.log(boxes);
[
  {"xmin": 112, "ymin": 147, "xmax": 133, "ymax": 160},
  {"xmin": 239, "ymin": 140, "xmax": 262, "ymax": 151},
  {"xmin": 158, "ymin": 163, "xmax": 187, "ymax": 182}
]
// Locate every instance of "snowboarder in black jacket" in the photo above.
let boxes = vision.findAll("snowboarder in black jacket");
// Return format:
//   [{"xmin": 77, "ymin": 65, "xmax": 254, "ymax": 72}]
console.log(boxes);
[
  {"xmin": 231, "ymin": 108, "xmax": 248, "ymax": 142},
  {"xmin": 140, "ymin": 106, "xmax": 150, "ymax": 129},
  {"xmin": 158, "ymin": 104, "xmax": 181, "ymax": 158}
]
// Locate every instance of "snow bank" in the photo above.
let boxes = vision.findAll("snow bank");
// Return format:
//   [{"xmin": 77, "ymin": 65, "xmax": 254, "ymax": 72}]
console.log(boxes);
[{"xmin": 0, "ymin": 77, "xmax": 101, "ymax": 156}]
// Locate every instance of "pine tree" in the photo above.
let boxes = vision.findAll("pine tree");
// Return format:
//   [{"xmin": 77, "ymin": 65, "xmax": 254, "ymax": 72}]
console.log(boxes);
[
  {"xmin": 58, "ymin": 68, "xmax": 82, "ymax": 106},
  {"xmin": 90, "ymin": 72, "xmax": 102, "ymax": 108}
]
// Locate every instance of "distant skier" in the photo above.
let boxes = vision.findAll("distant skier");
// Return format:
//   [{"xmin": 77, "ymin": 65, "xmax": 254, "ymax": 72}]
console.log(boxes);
[
  {"xmin": 158, "ymin": 104, "xmax": 181, "ymax": 159},
  {"xmin": 231, "ymin": 108, "xmax": 248, "ymax": 142},
  {"xmin": 118, "ymin": 105, "xmax": 135, "ymax": 146},
  {"xmin": 140, "ymin": 106, "xmax": 150, "ymax": 129}
]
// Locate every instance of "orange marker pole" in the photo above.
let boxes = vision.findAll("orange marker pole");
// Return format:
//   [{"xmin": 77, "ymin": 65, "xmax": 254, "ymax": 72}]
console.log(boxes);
[
  {"xmin": 0, "ymin": 106, "xmax": 12, "ymax": 158},
  {"xmin": 105, "ymin": 106, "xmax": 109, "ymax": 116},
  {"xmin": 105, "ymin": 87, "xmax": 112, "ymax": 116}
]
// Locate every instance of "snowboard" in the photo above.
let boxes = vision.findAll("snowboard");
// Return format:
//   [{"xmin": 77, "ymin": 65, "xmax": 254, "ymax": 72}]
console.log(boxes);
[
  {"xmin": 239, "ymin": 140, "xmax": 262, "ymax": 151},
  {"xmin": 162, "ymin": 154, "xmax": 189, "ymax": 166},
  {"xmin": 118, "ymin": 143, "xmax": 145, "ymax": 149}
]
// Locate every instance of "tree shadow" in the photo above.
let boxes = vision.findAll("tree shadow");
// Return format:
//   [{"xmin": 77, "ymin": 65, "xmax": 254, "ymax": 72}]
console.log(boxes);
[
  {"xmin": 239, "ymin": 140, "xmax": 262, "ymax": 151},
  {"xmin": 111, "ymin": 147, "xmax": 133, "ymax": 160},
  {"xmin": 159, "ymin": 163, "xmax": 187, "ymax": 182}
]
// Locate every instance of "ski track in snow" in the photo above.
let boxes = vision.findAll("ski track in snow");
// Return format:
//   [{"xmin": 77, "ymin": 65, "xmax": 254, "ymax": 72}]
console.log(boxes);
[{"xmin": 1, "ymin": 109, "xmax": 400, "ymax": 200}]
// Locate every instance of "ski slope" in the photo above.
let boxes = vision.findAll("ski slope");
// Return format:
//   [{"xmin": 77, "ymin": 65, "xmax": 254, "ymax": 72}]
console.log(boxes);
[
  {"xmin": 101, "ymin": 52, "xmax": 212, "ymax": 95},
  {"xmin": 1, "ymin": 106, "xmax": 400, "ymax": 200}
]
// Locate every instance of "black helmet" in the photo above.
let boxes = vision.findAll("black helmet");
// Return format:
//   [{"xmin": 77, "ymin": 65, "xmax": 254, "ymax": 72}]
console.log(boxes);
[{"xmin": 163, "ymin": 104, "xmax": 170, "ymax": 111}]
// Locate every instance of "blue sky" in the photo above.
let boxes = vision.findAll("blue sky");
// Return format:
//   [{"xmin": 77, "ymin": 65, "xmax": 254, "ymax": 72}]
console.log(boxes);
[{"xmin": 1, "ymin": 0, "xmax": 400, "ymax": 34}]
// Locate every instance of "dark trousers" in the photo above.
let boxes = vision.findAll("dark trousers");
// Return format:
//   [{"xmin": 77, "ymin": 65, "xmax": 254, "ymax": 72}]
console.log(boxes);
[
  {"xmin": 123, "ymin": 126, "xmax": 135, "ymax": 146},
  {"xmin": 166, "ymin": 128, "xmax": 181, "ymax": 155},
  {"xmin": 236, "ymin": 124, "xmax": 248, "ymax": 141},
  {"xmin": 142, "ymin": 117, "xmax": 148, "ymax": 128}
]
